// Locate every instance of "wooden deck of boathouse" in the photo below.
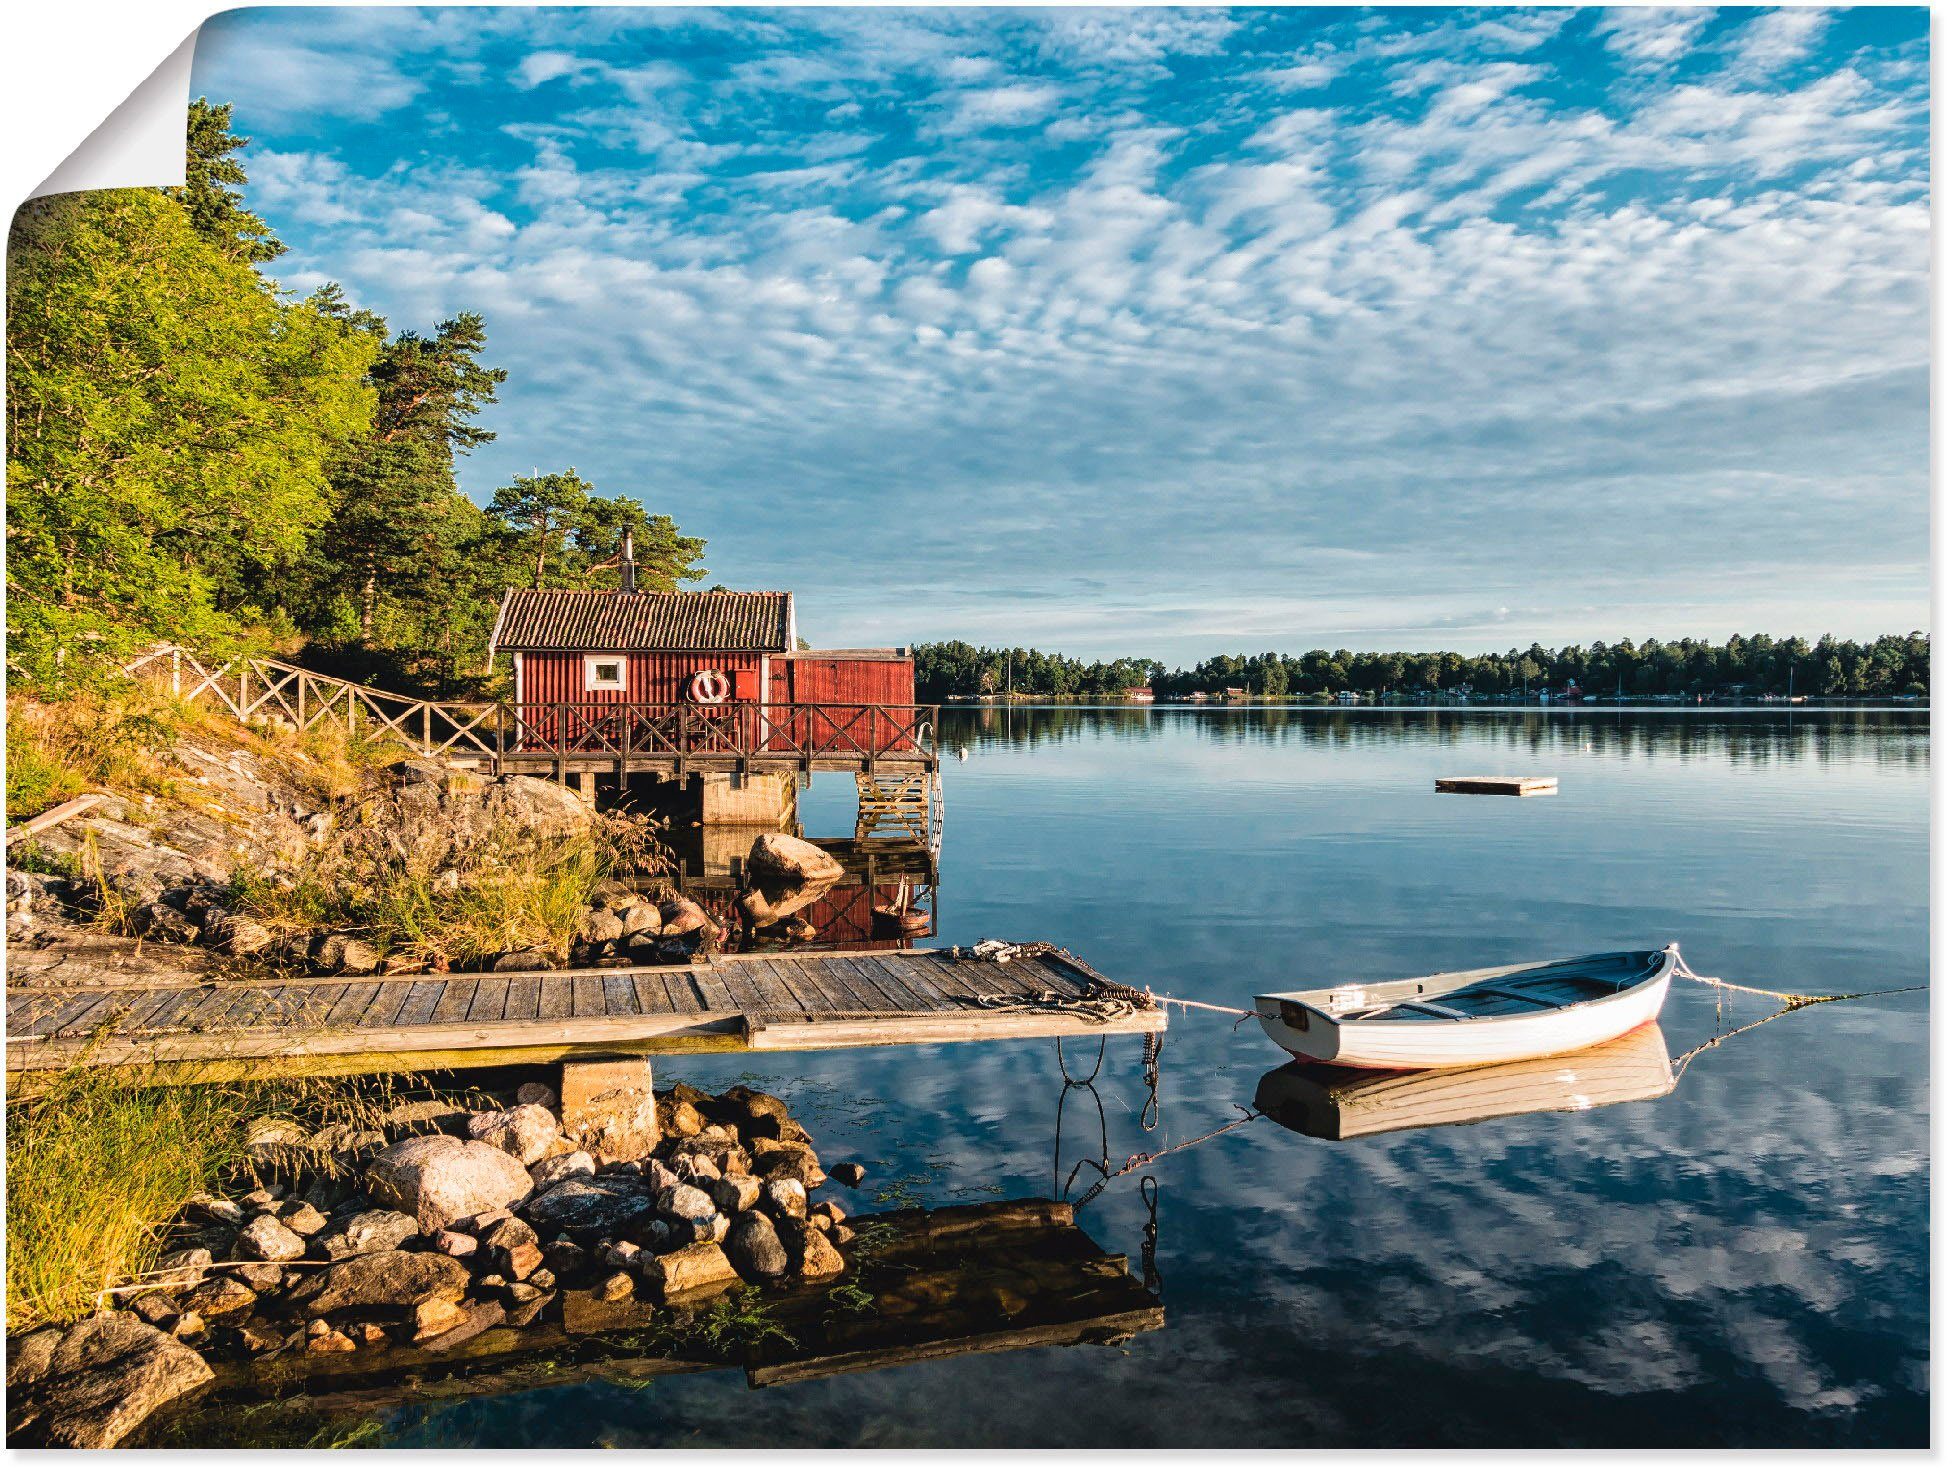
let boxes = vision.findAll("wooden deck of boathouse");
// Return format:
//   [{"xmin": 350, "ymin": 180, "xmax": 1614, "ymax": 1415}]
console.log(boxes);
[{"xmin": 4, "ymin": 942, "xmax": 1163, "ymax": 1084}]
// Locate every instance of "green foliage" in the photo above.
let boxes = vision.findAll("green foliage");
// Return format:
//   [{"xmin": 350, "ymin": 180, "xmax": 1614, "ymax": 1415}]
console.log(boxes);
[
  {"xmin": 6, "ymin": 188, "xmax": 375, "ymax": 688},
  {"xmin": 914, "ymin": 632, "xmax": 1931, "ymax": 702},
  {"xmin": 7, "ymin": 99, "xmax": 709, "ymax": 702},
  {"xmin": 5, "ymin": 717, "xmax": 86, "ymax": 820},
  {"xmin": 175, "ymin": 99, "xmax": 284, "ymax": 264}
]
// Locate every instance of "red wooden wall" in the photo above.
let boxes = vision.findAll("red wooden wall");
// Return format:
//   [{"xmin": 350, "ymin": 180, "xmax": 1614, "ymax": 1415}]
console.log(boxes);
[
  {"xmin": 778, "ymin": 654, "xmax": 915, "ymax": 706},
  {"xmin": 520, "ymin": 650, "xmax": 766, "ymax": 706}
]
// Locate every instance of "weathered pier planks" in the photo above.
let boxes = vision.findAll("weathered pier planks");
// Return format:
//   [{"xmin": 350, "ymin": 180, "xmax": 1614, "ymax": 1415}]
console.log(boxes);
[{"xmin": 5, "ymin": 943, "xmax": 1162, "ymax": 1084}]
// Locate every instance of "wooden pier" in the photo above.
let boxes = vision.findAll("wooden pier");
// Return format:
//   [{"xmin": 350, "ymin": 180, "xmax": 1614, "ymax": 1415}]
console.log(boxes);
[{"xmin": 5, "ymin": 940, "xmax": 1162, "ymax": 1084}]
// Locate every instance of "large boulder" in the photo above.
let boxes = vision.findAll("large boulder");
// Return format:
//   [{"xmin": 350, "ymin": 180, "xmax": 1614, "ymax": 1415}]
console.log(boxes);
[
  {"xmin": 288, "ymin": 1250, "xmax": 470, "ymax": 1318},
  {"xmin": 7, "ymin": 1312, "xmax": 214, "ymax": 1448},
  {"xmin": 363, "ymin": 1134, "xmax": 533, "ymax": 1231},
  {"xmin": 746, "ymin": 834, "xmax": 845, "ymax": 891},
  {"xmin": 638, "ymin": 1241, "xmax": 738, "ymax": 1302}
]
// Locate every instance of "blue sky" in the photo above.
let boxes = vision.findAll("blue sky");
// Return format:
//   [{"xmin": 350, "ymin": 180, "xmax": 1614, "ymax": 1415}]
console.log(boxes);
[{"xmin": 192, "ymin": 6, "xmax": 1928, "ymax": 658}]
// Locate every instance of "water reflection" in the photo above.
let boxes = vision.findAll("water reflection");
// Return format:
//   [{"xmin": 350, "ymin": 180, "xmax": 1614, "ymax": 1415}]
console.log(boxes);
[
  {"xmin": 943, "ymin": 704, "xmax": 1930, "ymax": 770},
  {"xmin": 1254, "ymin": 1023, "xmax": 1676, "ymax": 1142},
  {"xmin": 664, "ymin": 832, "xmax": 940, "ymax": 952},
  {"xmin": 158, "ymin": 1195, "xmax": 1160, "ymax": 1448}
]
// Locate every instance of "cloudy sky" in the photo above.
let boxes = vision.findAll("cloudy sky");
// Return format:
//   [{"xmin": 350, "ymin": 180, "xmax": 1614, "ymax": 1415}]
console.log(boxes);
[{"xmin": 191, "ymin": 6, "xmax": 1928, "ymax": 659}]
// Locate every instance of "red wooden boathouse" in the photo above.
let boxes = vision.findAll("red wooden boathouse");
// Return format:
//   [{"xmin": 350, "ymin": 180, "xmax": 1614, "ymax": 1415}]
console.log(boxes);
[{"xmin": 484, "ymin": 587, "xmax": 926, "ymax": 772}]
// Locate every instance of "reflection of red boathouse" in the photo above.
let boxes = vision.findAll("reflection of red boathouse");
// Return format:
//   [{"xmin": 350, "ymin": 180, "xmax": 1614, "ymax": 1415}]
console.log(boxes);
[{"xmin": 485, "ymin": 588, "xmax": 934, "ymax": 776}]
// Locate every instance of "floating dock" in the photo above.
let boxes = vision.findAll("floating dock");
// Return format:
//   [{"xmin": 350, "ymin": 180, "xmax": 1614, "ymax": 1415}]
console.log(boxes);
[
  {"xmin": 1435, "ymin": 775, "xmax": 1559, "ymax": 797},
  {"xmin": 5, "ymin": 940, "xmax": 1162, "ymax": 1083}
]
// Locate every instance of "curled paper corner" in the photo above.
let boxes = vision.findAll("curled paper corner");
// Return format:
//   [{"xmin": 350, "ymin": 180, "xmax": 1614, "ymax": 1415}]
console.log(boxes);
[{"xmin": 29, "ymin": 29, "xmax": 201, "ymax": 202}]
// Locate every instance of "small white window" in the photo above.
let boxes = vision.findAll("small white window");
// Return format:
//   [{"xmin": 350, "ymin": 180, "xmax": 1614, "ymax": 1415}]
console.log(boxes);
[{"xmin": 584, "ymin": 655, "xmax": 626, "ymax": 692}]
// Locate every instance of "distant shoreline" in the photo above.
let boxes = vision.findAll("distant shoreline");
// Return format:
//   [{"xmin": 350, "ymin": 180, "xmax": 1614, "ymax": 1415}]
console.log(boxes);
[{"xmin": 940, "ymin": 695, "xmax": 1928, "ymax": 711}]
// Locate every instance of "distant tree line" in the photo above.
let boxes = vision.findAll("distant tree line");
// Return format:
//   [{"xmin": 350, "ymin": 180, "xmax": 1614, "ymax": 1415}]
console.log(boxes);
[
  {"xmin": 7, "ymin": 100, "xmax": 705, "ymax": 697},
  {"xmin": 914, "ymin": 633, "xmax": 1930, "ymax": 701}
]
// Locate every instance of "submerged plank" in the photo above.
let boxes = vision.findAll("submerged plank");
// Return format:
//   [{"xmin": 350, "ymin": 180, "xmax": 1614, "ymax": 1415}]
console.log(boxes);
[{"xmin": 1435, "ymin": 775, "xmax": 1558, "ymax": 796}]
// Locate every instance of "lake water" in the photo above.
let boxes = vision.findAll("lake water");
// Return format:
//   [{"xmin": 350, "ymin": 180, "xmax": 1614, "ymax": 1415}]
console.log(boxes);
[{"xmin": 257, "ymin": 708, "xmax": 1934, "ymax": 1446}]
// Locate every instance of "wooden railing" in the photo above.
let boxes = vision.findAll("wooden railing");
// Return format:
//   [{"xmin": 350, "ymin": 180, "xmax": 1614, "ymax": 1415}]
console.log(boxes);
[{"xmin": 123, "ymin": 645, "xmax": 938, "ymax": 773}]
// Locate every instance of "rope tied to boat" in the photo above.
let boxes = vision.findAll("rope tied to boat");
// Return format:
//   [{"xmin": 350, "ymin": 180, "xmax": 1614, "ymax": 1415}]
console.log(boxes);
[
  {"xmin": 1669, "ymin": 952, "xmax": 1924, "ymax": 1008},
  {"xmin": 950, "ymin": 939, "xmax": 1159, "ymax": 1023}
]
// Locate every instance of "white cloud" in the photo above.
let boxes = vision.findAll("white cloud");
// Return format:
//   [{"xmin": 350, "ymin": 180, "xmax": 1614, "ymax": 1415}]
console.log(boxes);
[{"xmin": 1596, "ymin": 7, "xmax": 1715, "ymax": 68}]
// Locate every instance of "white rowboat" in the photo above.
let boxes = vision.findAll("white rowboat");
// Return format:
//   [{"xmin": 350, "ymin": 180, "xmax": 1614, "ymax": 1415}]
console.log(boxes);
[{"xmin": 1254, "ymin": 945, "xmax": 1678, "ymax": 1070}]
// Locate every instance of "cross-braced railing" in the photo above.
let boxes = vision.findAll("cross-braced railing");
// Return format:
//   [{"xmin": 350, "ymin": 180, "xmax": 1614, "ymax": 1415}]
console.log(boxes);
[{"xmin": 122, "ymin": 645, "xmax": 938, "ymax": 775}]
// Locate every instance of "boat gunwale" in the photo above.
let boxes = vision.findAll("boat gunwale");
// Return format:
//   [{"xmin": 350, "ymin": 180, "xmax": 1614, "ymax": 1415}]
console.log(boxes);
[{"xmin": 1253, "ymin": 946, "xmax": 1678, "ymax": 1032}]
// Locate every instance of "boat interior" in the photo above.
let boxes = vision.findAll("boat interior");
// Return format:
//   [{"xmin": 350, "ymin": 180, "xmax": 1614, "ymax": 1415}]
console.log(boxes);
[{"xmin": 1263, "ymin": 950, "xmax": 1666, "ymax": 1025}]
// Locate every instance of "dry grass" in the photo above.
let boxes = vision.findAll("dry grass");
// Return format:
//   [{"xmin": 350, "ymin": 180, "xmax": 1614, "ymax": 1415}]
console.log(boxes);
[{"xmin": 4, "ymin": 1063, "xmax": 487, "ymax": 1334}]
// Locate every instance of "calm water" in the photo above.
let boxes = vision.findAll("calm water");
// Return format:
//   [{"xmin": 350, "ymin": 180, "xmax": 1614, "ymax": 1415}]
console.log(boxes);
[{"xmin": 270, "ymin": 709, "xmax": 1934, "ymax": 1446}]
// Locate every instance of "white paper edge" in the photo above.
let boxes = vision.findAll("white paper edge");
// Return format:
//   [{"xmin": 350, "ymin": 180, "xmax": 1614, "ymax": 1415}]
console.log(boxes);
[{"xmin": 29, "ymin": 28, "xmax": 202, "ymax": 201}]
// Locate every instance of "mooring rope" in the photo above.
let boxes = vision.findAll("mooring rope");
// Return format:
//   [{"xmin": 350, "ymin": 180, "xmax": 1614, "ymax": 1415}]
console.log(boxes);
[{"xmin": 1670, "ymin": 952, "xmax": 1924, "ymax": 1008}]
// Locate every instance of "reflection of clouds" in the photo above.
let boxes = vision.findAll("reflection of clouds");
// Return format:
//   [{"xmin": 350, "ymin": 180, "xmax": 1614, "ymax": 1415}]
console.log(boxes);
[{"xmin": 380, "ymin": 713, "xmax": 1923, "ymax": 1446}]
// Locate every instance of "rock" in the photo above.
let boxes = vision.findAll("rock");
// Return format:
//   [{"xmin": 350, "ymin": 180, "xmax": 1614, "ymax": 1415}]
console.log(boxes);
[
  {"xmin": 757, "ymin": 1147, "xmax": 824, "ymax": 1192},
  {"xmin": 618, "ymin": 901, "xmax": 662, "ymax": 939},
  {"xmin": 378, "ymin": 1098, "xmax": 474, "ymax": 1137},
  {"xmin": 639, "ymin": 1241, "xmax": 739, "ymax": 1302},
  {"xmin": 520, "ymin": 1176, "xmax": 654, "ymax": 1242},
  {"xmin": 352, "ymin": 1322, "xmax": 390, "ymax": 1347},
  {"xmin": 307, "ymin": 1328, "xmax": 358, "ymax": 1354},
  {"xmin": 311, "ymin": 932, "xmax": 380, "ymax": 975},
  {"xmin": 659, "ymin": 1096, "xmax": 706, "ymax": 1138},
  {"xmin": 655, "ymin": 1182, "xmax": 715, "ymax": 1222},
  {"xmin": 6, "ymin": 1313, "xmax": 214, "ymax": 1448},
  {"xmin": 410, "ymin": 1296, "xmax": 470, "ymax": 1341},
  {"xmin": 603, "ymin": 1239, "xmax": 643, "ymax": 1271},
  {"xmin": 543, "ymin": 1238, "xmax": 590, "ymax": 1281},
  {"xmin": 241, "ymin": 1186, "xmax": 281, "ymax": 1211},
  {"xmin": 205, "ymin": 912, "xmax": 275, "ymax": 956},
  {"xmin": 595, "ymin": 1270, "xmax": 636, "ymax": 1303},
  {"xmin": 434, "ymin": 1229, "xmax": 478, "ymax": 1258},
  {"xmin": 747, "ymin": 833, "xmax": 846, "ymax": 890},
  {"xmin": 187, "ymin": 1194, "xmax": 245, "ymax": 1228},
  {"xmin": 528, "ymin": 1267, "xmax": 556, "ymax": 1292},
  {"xmin": 576, "ymin": 908, "xmax": 625, "ymax": 946},
  {"xmin": 234, "ymin": 1214, "xmax": 306, "ymax": 1262},
  {"xmin": 779, "ymin": 1217, "xmax": 846, "ymax": 1280},
  {"xmin": 530, "ymin": 1150, "xmax": 595, "ymax": 1192},
  {"xmin": 288, "ymin": 1250, "xmax": 471, "ymax": 1318},
  {"xmin": 657, "ymin": 896, "xmax": 714, "ymax": 938},
  {"xmin": 236, "ymin": 1323, "xmax": 286, "ymax": 1355},
  {"xmin": 133, "ymin": 902, "xmax": 200, "ymax": 944},
  {"xmin": 130, "ymin": 1293, "xmax": 177, "ymax": 1327},
  {"xmin": 672, "ymin": 1151, "xmax": 720, "ymax": 1184},
  {"xmin": 151, "ymin": 1247, "xmax": 213, "ymax": 1289},
  {"xmin": 466, "ymin": 1104, "xmax": 563, "ymax": 1166},
  {"xmin": 276, "ymin": 1200, "xmax": 330, "ymax": 1237},
  {"xmin": 420, "ymin": 1300, "xmax": 506, "ymax": 1353},
  {"xmin": 231, "ymin": 1261, "xmax": 285, "ymax": 1293},
  {"xmin": 180, "ymin": 1275, "xmax": 258, "ymax": 1322},
  {"xmin": 832, "ymin": 1223, "xmax": 856, "ymax": 1246},
  {"xmin": 515, "ymin": 1081, "xmax": 559, "ymax": 1111},
  {"xmin": 318, "ymin": 1209, "xmax": 420, "ymax": 1261},
  {"xmin": 810, "ymin": 1200, "xmax": 847, "ymax": 1228},
  {"xmin": 363, "ymin": 1134, "xmax": 533, "ymax": 1231},
  {"xmin": 708, "ymin": 1175, "xmax": 762, "ymax": 1215},
  {"xmin": 725, "ymin": 1211, "xmax": 790, "ymax": 1280},
  {"xmin": 829, "ymin": 1162, "xmax": 867, "ymax": 1188},
  {"xmin": 506, "ymin": 1288, "xmax": 554, "ymax": 1329},
  {"xmin": 560, "ymin": 1057, "xmax": 660, "ymax": 1164},
  {"xmin": 761, "ymin": 1177, "xmax": 809, "ymax": 1220},
  {"xmin": 478, "ymin": 1215, "xmax": 544, "ymax": 1281},
  {"xmin": 492, "ymin": 948, "xmax": 557, "ymax": 972}
]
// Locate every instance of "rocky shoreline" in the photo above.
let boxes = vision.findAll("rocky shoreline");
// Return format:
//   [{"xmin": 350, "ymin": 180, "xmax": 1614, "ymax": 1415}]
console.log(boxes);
[{"xmin": 8, "ymin": 1079, "xmax": 867, "ymax": 1448}]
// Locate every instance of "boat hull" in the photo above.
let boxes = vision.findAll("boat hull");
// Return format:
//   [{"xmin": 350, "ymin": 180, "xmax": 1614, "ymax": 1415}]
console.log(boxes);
[{"xmin": 1255, "ymin": 952, "xmax": 1674, "ymax": 1070}]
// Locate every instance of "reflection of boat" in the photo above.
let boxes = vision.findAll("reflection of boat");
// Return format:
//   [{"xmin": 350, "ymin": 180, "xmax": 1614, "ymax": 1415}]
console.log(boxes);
[
  {"xmin": 1254, "ymin": 946, "xmax": 1677, "ymax": 1069},
  {"xmin": 1254, "ymin": 1022, "xmax": 1675, "ymax": 1140}
]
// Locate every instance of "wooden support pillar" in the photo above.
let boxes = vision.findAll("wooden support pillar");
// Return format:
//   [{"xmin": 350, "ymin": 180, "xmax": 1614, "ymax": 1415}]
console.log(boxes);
[
  {"xmin": 560, "ymin": 1055, "xmax": 660, "ymax": 1164},
  {"xmin": 574, "ymin": 770, "xmax": 597, "ymax": 806}
]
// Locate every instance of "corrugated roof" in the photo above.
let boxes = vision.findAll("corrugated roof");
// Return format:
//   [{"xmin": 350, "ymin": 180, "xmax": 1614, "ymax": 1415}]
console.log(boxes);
[{"xmin": 490, "ymin": 590, "xmax": 794, "ymax": 653}]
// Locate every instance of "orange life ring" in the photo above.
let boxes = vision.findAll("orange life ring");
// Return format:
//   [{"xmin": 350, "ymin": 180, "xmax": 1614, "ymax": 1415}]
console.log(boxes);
[{"xmin": 689, "ymin": 668, "xmax": 731, "ymax": 704}]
